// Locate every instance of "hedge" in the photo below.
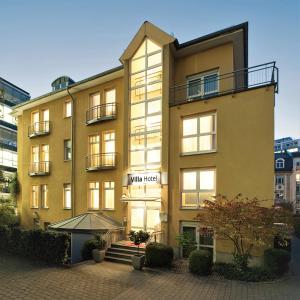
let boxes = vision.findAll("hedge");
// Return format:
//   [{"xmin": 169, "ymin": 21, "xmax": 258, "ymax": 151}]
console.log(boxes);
[
  {"xmin": 0, "ymin": 225, "xmax": 70, "ymax": 265},
  {"xmin": 189, "ymin": 249, "xmax": 212, "ymax": 275},
  {"xmin": 264, "ymin": 248, "xmax": 291, "ymax": 276},
  {"xmin": 145, "ymin": 242, "xmax": 174, "ymax": 267}
]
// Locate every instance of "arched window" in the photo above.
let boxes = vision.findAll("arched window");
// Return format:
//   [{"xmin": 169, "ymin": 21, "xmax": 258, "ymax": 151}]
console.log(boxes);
[{"xmin": 275, "ymin": 158, "xmax": 285, "ymax": 169}]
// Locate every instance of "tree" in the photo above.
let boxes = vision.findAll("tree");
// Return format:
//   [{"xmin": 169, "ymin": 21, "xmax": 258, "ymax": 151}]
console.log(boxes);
[
  {"xmin": 195, "ymin": 194, "xmax": 293, "ymax": 269},
  {"xmin": 9, "ymin": 173, "xmax": 20, "ymax": 205}
]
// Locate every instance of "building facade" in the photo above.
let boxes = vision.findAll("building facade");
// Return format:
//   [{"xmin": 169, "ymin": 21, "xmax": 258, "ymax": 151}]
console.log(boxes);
[
  {"xmin": 275, "ymin": 137, "xmax": 300, "ymax": 153},
  {"xmin": 0, "ymin": 77, "xmax": 30, "ymax": 196},
  {"xmin": 275, "ymin": 151, "xmax": 300, "ymax": 213},
  {"xmin": 13, "ymin": 22, "xmax": 277, "ymax": 263}
]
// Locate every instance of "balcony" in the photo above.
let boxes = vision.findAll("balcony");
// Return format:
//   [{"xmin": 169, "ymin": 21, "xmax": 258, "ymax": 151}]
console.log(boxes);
[
  {"xmin": 28, "ymin": 161, "xmax": 50, "ymax": 176},
  {"xmin": 86, "ymin": 153, "xmax": 117, "ymax": 171},
  {"xmin": 28, "ymin": 121, "xmax": 51, "ymax": 138},
  {"xmin": 86, "ymin": 103, "xmax": 117, "ymax": 125},
  {"xmin": 169, "ymin": 62, "xmax": 278, "ymax": 106}
]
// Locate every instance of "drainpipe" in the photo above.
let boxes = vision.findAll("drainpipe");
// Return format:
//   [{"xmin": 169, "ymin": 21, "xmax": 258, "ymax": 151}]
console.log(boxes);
[{"xmin": 67, "ymin": 87, "xmax": 75, "ymax": 218}]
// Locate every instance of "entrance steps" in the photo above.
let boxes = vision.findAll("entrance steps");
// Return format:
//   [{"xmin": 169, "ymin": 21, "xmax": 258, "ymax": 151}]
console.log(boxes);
[{"xmin": 104, "ymin": 242, "xmax": 145, "ymax": 265}]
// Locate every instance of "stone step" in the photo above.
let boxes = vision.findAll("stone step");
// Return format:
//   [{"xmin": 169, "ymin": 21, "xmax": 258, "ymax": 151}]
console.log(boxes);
[
  {"xmin": 105, "ymin": 251, "xmax": 133, "ymax": 260},
  {"xmin": 104, "ymin": 255, "xmax": 132, "ymax": 265},
  {"xmin": 108, "ymin": 247, "xmax": 143, "ymax": 255},
  {"xmin": 110, "ymin": 243, "xmax": 145, "ymax": 252}
]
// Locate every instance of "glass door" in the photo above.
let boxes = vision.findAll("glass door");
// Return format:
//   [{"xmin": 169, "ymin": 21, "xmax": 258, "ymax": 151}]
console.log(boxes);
[{"xmin": 32, "ymin": 111, "xmax": 39, "ymax": 132}]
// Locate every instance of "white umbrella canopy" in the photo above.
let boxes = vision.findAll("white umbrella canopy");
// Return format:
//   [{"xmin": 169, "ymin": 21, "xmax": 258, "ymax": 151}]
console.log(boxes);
[{"xmin": 48, "ymin": 212, "xmax": 123, "ymax": 233}]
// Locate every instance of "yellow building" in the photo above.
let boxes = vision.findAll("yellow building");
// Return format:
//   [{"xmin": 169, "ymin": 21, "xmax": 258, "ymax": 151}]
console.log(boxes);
[{"xmin": 12, "ymin": 21, "xmax": 278, "ymax": 263}]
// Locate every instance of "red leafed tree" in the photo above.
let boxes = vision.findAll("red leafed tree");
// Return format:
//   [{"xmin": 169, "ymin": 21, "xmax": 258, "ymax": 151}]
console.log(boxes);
[{"xmin": 195, "ymin": 194, "xmax": 293, "ymax": 268}]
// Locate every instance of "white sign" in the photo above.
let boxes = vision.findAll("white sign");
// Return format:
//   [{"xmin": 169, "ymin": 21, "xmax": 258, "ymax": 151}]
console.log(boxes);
[{"xmin": 128, "ymin": 172, "xmax": 161, "ymax": 186}]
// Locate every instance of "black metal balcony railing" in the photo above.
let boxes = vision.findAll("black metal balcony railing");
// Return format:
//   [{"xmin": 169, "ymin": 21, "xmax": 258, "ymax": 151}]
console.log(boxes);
[
  {"xmin": 28, "ymin": 121, "xmax": 51, "ymax": 138},
  {"xmin": 28, "ymin": 161, "xmax": 50, "ymax": 176},
  {"xmin": 86, "ymin": 103, "xmax": 117, "ymax": 125},
  {"xmin": 170, "ymin": 62, "xmax": 278, "ymax": 106},
  {"xmin": 86, "ymin": 153, "xmax": 117, "ymax": 171}
]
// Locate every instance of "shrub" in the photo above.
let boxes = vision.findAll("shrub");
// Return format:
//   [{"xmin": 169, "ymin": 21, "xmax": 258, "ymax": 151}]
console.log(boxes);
[
  {"xmin": 0, "ymin": 205, "xmax": 19, "ymax": 226},
  {"xmin": 264, "ymin": 248, "xmax": 291, "ymax": 276},
  {"xmin": 81, "ymin": 239, "xmax": 102, "ymax": 260},
  {"xmin": 213, "ymin": 263, "xmax": 275, "ymax": 282},
  {"xmin": 0, "ymin": 226, "xmax": 70, "ymax": 264},
  {"xmin": 145, "ymin": 242, "xmax": 174, "ymax": 267},
  {"xmin": 294, "ymin": 216, "xmax": 300, "ymax": 237},
  {"xmin": 189, "ymin": 249, "xmax": 212, "ymax": 275}
]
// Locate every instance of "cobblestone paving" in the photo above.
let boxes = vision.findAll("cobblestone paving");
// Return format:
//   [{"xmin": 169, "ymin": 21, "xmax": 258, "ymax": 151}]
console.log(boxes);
[{"xmin": 1, "ymin": 237, "xmax": 300, "ymax": 300}]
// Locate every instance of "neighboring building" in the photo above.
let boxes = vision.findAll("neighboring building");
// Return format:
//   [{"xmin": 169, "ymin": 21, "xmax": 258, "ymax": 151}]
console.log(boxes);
[
  {"xmin": 13, "ymin": 22, "xmax": 277, "ymax": 264},
  {"xmin": 274, "ymin": 151, "xmax": 300, "ymax": 213},
  {"xmin": 0, "ymin": 77, "xmax": 30, "ymax": 196},
  {"xmin": 275, "ymin": 137, "xmax": 300, "ymax": 153}
]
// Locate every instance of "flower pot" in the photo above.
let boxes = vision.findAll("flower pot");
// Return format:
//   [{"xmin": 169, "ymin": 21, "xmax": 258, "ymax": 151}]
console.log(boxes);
[
  {"xmin": 132, "ymin": 254, "xmax": 145, "ymax": 270},
  {"xmin": 92, "ymin": 249, "xmax": 106, "ymax": 263}
]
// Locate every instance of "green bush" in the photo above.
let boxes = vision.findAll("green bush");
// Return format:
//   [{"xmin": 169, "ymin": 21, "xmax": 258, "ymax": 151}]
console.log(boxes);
[
  {"xmin": 0, "ymin": 205, "xmax": 19, "ymax": 226},
  {"xmin": 189, "ymin": 249, "xmax": 212, "ymax": 275},
  {"xmin": 294, "ymin": 217, "xmax": 300, "ymax": 237},
  {"xmin": 212, "ymin": 263, "xmax": 275, "ymax": 282},
  {"xmin": 81, "ymin": 237, "xmax": 105, "ymax": 260},
  {"xmin": 145, "ymin": 242, "xmax": 174, "ymax": 267},
  {"xmin": 264, "ymin": 248, "xmax": 291, "ymax": 276},
  {"xmin": 0, "ymin": 226, "xmax": 70, "ymax": 264}
]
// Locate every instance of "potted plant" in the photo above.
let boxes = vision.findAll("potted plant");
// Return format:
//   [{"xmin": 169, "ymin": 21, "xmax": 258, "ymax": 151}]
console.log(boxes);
[
  {"xmin": 129, "ymin": 230, "xmax": 150, "ymax": 270},
  {"xmin": 92, "ymin": 234, "xmax": 107, "ymax": 263}
]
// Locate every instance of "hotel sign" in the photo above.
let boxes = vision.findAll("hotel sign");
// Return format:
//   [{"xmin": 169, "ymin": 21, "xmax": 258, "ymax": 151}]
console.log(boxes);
[{"xmin": 128, "ymin": 172, "xmax": 161, "ymax": 186}]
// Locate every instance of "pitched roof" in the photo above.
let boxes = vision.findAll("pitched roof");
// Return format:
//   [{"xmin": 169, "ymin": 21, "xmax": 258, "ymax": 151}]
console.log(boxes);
[{"xmin": 48, "ymin": 212, "xmax": 123, "ymax": 233}]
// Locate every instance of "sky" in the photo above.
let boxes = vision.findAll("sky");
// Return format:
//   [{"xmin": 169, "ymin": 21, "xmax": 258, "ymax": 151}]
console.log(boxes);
[{"xmin": 0, "ymin": 0, "xmax": 299, "ymax": 139}]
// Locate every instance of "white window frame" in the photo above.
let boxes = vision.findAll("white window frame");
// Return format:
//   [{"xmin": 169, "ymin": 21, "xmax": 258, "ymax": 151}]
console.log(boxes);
[
  {"xmin": 276, "ymin": 158, "xmax": 285, "ymax": 169},
  {"xmin": 181, "ymin": 168, "xmax": 216, "ymax": 209},
  {"xmin": 41, "ymin": 184, "xmax": 48, "ymax": 209},
  {"xmin": 187, "ymin": 70, "xmax": 219, "ymax": 99},
  {"xmin": 275, "ymin": 176, "xmax": 284, "ymax": 185},
  {"xmin": 88, "ymin": 182, "xmax": 100, "ymax": 210},
  {"xmin": 63, "ymin": 183, "xmax": 72, "ymax": 209},
  {"xmin": 31, "ymin": 185, "xmax": 39, "ymax": 208},
  {"xmin": 64, "ymin": 101, "xmax": 72, "ymax": 118},
  {"xmin": 103, "ymin": 181, "xmax": 115, "ymax": 210},
  {"xmin": 64, "ymin": 139, "xmax": 72, "ymax": 161},
  {"xmin": 182, "ymin": 112, "xmax": 216, "ymax": 155}
]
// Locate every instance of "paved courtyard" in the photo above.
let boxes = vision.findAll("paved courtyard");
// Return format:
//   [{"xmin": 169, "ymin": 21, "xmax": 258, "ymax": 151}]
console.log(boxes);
[{"xmin": 1, "ymin": 237, "xmax": 300, "ymax": 300}]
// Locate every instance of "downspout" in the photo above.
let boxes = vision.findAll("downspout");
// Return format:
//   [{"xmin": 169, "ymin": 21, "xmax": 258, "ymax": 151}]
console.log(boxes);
[{"xmin": 67, "ymin": 87, "xmax": 76, "ymax": 218}]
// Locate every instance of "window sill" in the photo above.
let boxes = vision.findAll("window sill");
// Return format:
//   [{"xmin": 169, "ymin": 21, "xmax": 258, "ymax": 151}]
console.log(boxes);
[
  {"xmin": 88, "ymin": 208, "xmax": 100, "ymax": 211},
  {"xmin": 64, "ymin": 159, "xmax": 71, "ymax": 162},
  {"xmin": 63, "ymin": 208, "xmax": 72, "ymax": 210},
  {"xmin": 102, "ymin": 208, "xmax": 115, "ymax": 211},
  {"xmin": 31, "ymin": 207, "xmax": 39, "ymax": 209},
  {"xmin": 180, "ymin": 150, "xmax": 216, "ymax": 157},
  {"xmin": 41, "ymin": 207, "xmax": 49, "ymax": 210},
  {"xmin": 180, "ymin": 207, "xmax": 203, "ymax": 210}
]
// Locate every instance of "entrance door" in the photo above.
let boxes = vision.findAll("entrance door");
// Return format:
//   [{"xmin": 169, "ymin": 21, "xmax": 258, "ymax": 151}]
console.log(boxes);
[{"xmin": 130, "ymin": 205, "xmax": 160, "ymax": 232}]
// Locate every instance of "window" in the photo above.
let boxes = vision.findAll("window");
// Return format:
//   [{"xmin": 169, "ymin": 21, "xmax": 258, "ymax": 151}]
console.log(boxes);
[
  {"xmin": 103, "ymin": 181, "xmax": 114, "ymax": 209},
  {"xmin": 105, "ymin": 89, "xmax": 116, "ymax": 116},
  {"xmin": 296, "ymin": 174, "xmax": 300, "ymax": 182},
  {"xmin": 90, "ymin": 92, "xmax": 100, "ymax": 108},
  {"xmin": 182, "ymin": 113, "xmax": 216, "ymax": 154},
  {"xmin": 103, "ymin": 131, "xmax": 115, "ymax": 166},
  {"xmin": 181, "ymin": 169, "xmax": 216, "ymax": 208},
  {"xmin": 31, "ymin": 185, "xmax": 39, "ymax": 208},
  {"xmin": 88, "ymin": 182, "xmax": 99, "ymax": 210},
  {"xmin": 65, "ymin": 101, "xmax": 72, "ymax": 117},
  {"xmin": 63, "ymin": 184, "xmax": 71, "ymax": 209},
  {"xmin": 41, "ymin": 185, "xmax": 48, "ymax": 208},
  {"xmin": 276, "ymin": 158, "xmax": 285, "ymax": 169},
  {"xmin": 187, "ymin": 71, "xmax": 218, "ymax": 98},
  {"xmin": 64, "ymin": 140, "xmax": 71, "ymax": 161},
  {"xmin": 275, "ymin": 176, "xmax": 284, "ymax": 185}
]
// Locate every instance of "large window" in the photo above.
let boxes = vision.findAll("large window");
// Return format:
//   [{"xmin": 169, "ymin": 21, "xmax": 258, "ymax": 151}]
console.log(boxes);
[
  {"xmin": 105, "ymin": 89, "xmax": 116, "ymax": 115},
  {"xmin": 129, "ymin": 38, "xmax": 162, "ymax": 171},
  {"xmin": 41, "ymin": 185, "xmax": 48, "ymax": 208},
  {"xmin": 63, "ymin": 184, "xmax": 71, "ymax": 209},
  {"xmin": 181, "ymin": 169, "xmax": 216, "ymax": 208},
  {"xmin": 31, "ymin": 185, "xmax": 39, "ymax": 208},
  {"xmin": 103, "ymin": 181, "xmax": 114, "ymax": 210},
  {"xmin": 182, "ymin": 113, "xmax": 216, "ymax": 154},
  {"xmin": 187, "ymin": 71, "xmax": 219, "ymax": 99},
  {"xmin": 64, "ymin": 139, "xmax": 71, "ymax": 161},
  {"xmin": 88, "ymin": 182, "xmax": 99, "ymax": 210}
]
